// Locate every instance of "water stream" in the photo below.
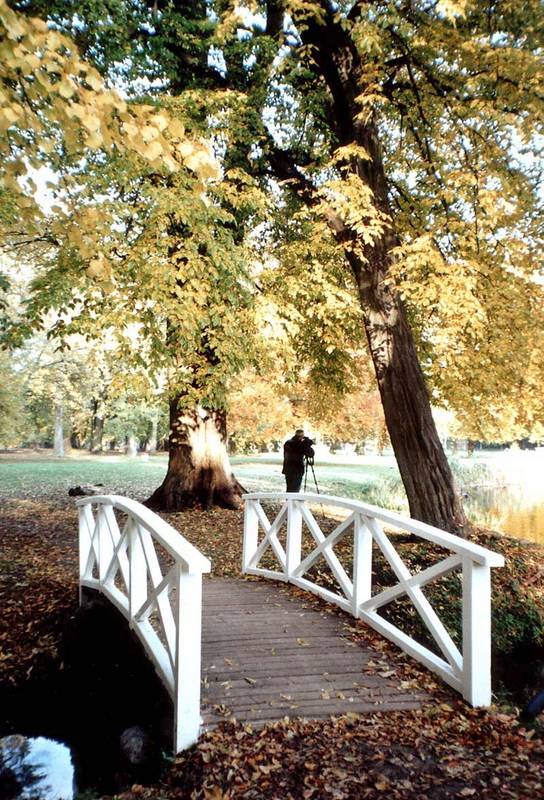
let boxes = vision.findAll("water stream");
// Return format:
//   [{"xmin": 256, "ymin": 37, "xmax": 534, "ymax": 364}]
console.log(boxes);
[
  {"xmin": 0, "ymin": 596, "xmax": 170, "ymax": 798},
  {"xmin": 465, "ymin": 484, "xmax": 544, "ymax": 545}
]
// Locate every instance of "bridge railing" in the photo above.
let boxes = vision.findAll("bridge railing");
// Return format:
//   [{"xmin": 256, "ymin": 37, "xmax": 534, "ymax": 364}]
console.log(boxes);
[
  {"xmin": 77, "ymin": 495, "xmax": 210, "ymax": 753},
  {"xmin": 242, "ymin": 492, "xmax": 504, "ymax": 707}
]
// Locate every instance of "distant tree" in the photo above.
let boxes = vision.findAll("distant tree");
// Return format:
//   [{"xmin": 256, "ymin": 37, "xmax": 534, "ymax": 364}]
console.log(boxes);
[
  {"xmin": 228, "ymin": 372, "xmax": 297, "ymax": 452},
  {"xmin": 0, "ymin": 351, "xmax": 29, "ymax": 447}
]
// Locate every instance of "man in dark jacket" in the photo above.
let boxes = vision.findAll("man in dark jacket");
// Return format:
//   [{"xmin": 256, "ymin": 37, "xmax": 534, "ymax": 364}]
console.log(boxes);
[{"xmin": 282, "ymin": 429, "xmax": 315, "ymax": 492}]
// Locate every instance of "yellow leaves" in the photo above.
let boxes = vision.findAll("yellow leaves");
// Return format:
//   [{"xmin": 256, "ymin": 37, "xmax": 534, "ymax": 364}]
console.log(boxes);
[
  {"xmin": 86, "ymin": 253, "xmax": 111, "ymax": 280},
  {"xmin": 57, "ymin": 78, "xmax": 76, "ymax": 99},
  {"xmin": 142, "ymin": 124, "xmax": 160, "ymax": 143},
  {"xmin": 85, "ymin": 130, "xmax": 103, "ymax": 150},
  {"xmin": 331, "ymin": 143, "xmax": 372, "ymax": 167},
  {"xmin": 317, "ymin": 173, "xmax": 389, "ymax": 254},
  {"xmin": 285, "ymin": 1, "xmax": 327, "ymax": 26},
  {"xmin": 167, "ymin": 118, "xmax": 186, "ymax": 140},
  {"xmin": 0, "ymin": 2, "xmax": 25, "ymax": 40},
  {"xmin": 121, "ymin": 120, "xmax": 139, "ymax": 139},
  {"xmin": 86, "ymin": 258, "xmax": 104, "ymax": 279},
  {"xmin": 80, "ymin": 113, "xmax": 100, "ymax": 133},
  {"xmin": 0, "ymin": 0, "xmax": 221, "ymax": 191},
  {"xmin": 183, "ymin": 146, "xmax": 221, "ymax": 180},
  {"xmin": 84, "ymin": 68, "xmax": 103, "ymax": 92},
  {"xmin": 44, "ymin": 30, "xmax": 62, "ymax": 51},
  {"xmin": 149, "ymin": 112, "xmax": 169, "ymax": 132},
  {"xmin": 0, "ymin": 105, "xmax": 21, "ymax": 125},
  {"xmin": 143, "ymin": 140, "xmax": 163, "ymax": 162},
  {"xmin": 436, "ymin": 0, "xmax": 469, "ymax": 22}
]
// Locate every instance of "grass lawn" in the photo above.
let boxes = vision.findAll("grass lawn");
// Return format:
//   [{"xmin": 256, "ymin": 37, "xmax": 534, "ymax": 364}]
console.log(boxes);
[
  {"xmin": 0, "ymin": 451, "xmax": 402, "ymax": 506},
  {"xmin": 0, "ymin": 452, "xmax": 168, "ymax": 501},
  {"xmin": 3, "ymin": 450, "xmax": 544, "ymax": 545}
]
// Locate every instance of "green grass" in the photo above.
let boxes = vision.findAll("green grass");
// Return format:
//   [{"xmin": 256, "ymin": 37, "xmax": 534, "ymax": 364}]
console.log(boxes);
[
  {"xmin": 0, "ymin": 454, "xmax": 168, "ymax": 501},
  {"xmin": 2, "ymin": 451, "xmax": 544, "ymax": 546},
  {"xmin": 0, "ymin": 452, "xmax": 402, "ymax": 507},
  {"xmin": 234, "ymin": 458, "xmax": 402, "ymax": 505}
]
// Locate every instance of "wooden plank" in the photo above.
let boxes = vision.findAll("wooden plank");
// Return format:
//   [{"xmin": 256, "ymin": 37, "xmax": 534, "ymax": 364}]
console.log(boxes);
[
  {"xmin": 199, "ymin": 578, "xmax": 433, "ymax": 726},
  {"xmin": 203, "ymin": 658, "xmax": 371, "ymax": 671},
  {"xmin": 203, "ymin": 684, "xmax": 427, "ymax": 703},
  {"xmin": 203, "ymin": 698, "xmax": 425, "ymax": 725},
  {"xmin": 201, "ymin": 637, "xmax": 359, "ymax": 651},
  {"xmin": 202, "ymin": 675, "xmax": 391, "ymax": 692},
  {"xmin": 205, "ymin": 692, "xmax": 427, "ymax": 713}
]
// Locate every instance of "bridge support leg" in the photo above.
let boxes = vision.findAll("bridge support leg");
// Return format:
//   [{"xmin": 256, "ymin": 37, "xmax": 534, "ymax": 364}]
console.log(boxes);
[
  {"xmin": 286, "ymin": 500, "xmax": 302, "ymax": 578},
  {"xmin": 174, "ymin": 569, "xmax": 203, "ymax": 752},
  {"xmin": 352, "ymin": 514, "xmax": 372, "ymax": 616},
  {"xmin": 242, "ymin": 500, "xmax": 258, "ymax": 573},
  {"xmin": 462, "ymin": 558, "xmax": 492, "ymax": 706}
]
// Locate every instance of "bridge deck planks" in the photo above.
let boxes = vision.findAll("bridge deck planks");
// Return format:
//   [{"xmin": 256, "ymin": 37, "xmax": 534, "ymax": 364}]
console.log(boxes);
[{"xmin": 200, "ymin": 578, "xmax": 432, "ymax": 729}]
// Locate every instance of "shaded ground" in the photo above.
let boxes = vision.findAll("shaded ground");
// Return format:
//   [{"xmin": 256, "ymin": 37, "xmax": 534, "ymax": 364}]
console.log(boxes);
[{"xmin": 1, "ymin": 471, "xmax": 543, "ymax": 798}]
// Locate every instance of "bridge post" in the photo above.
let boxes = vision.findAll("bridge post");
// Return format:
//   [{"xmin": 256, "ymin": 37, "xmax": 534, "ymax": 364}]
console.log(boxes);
[
  {"xmin": 242, "ymin": 500, "xmax": 258, "ymax": 573},
  {"xmin": 173, "ymin": 568, "xmax": 203, "ymax": 752},
  {"xmin": 462, "ymin": 557, "xmax": 492, "ymax": 706},
  {"xmin": 128, "ymin": 520, "xmax": 147, "ymax": 617},
  {"xmin": 97, "ymin": 505, "xmax": 114, "ymax": 585},
  {"xmin": 286, "ymin": 500, "xmax": 302, "ymax": 578},
  {"xmin": 352, "ymin": 514, "xmax": 372, "ymax": 617},
  {"xmin": 78, "ymin": 503, "xmax": 95, "ymax": 605}
]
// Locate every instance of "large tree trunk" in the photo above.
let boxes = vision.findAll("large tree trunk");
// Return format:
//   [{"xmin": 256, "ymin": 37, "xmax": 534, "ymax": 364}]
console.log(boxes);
[
  {"xmin": 349, "ymin": 135, "xmax": 467, "ymax": 534},
  {"xmin": 349, "ymin": 247, "xmax": 467, "ymax": 533},
  {"xmin": 145, "ymin": 398, "xmax": 244, "ymax": 512},
  {"xmin": 281, "ymin": 5, "xmax": 467, "ymax": 534}
]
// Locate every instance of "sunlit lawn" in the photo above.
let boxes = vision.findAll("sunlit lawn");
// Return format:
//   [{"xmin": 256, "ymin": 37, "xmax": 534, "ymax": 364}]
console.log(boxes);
[
  {"xmin": 0, "ymin": 450, "xmax": 400, "ymax": 502},
  {"xmin": 2, "ymin": 450, "xmax": 544, "ymax": 545},
  {"xmin": 0, "ymin": 453, "xmax": 168, "ymax": 501}
]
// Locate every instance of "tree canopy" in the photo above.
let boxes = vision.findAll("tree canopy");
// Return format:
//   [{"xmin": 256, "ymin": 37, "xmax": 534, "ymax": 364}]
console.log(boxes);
[{"xmin": 2, "ymin": 0, "xmax": 543, "ymax": 526}]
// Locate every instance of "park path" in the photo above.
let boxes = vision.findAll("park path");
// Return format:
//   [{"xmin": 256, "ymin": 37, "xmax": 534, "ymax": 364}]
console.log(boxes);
[{"xmin": 200, "ymin": 578, "xmax": 431, "ymax": 728}]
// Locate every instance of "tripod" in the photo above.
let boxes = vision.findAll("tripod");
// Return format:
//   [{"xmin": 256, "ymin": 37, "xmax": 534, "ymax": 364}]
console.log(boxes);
[{"xmin": 303, "ymin": 456, "xmax": 320, "ymax": 494}]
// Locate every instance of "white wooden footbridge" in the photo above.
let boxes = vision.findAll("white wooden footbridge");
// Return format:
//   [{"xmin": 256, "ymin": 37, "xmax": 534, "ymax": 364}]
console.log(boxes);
[{"xmin": 77, "ymin": 492, "xmax": 504, "ymax": 753}]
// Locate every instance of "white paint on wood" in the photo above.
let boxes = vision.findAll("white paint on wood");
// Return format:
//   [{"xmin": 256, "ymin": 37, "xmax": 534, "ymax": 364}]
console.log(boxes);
[
  {"xmin": 174, "ymin": 569, "xmax": 203, "ymax": 751},
  {"xmin": 243, "ymin": 493, "xmax": 504, "ymax": 567},
  {"xmin": 352, "ymin": 514, "xmax": 372, "ymax": 615},
  {"xmin": 77, "ymin": 496, "xmax": 210, "ymax": 753},
  {"xmin": 242, "ymin": 491, "xmax": 504, "ymax": 707},
  {"xmin": 462, "ymin": 557, "xmax": 492, "ymax": 706},
  {"xmin": 242, "ymin": 500, "xmax": 259, "ymax": 572},
  {"xmin": 285, "ymin": 500, "xmax": 302, "ymax": 577}
]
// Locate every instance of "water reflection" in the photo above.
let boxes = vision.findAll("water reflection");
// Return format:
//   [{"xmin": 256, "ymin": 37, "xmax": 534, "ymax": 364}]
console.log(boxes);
[
  {"xmin": 464, "ymin": 479, "xmax": 544, "ymax": 545},
  {"xmin": 0, "ymin": 735, "xmax": 74, "ymax": 800}
]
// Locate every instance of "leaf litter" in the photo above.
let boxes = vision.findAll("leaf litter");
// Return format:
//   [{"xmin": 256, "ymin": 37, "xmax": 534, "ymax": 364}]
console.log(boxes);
[{"xmin": 0, "ymin": 492, "xmax": 543, "ymax": 798}]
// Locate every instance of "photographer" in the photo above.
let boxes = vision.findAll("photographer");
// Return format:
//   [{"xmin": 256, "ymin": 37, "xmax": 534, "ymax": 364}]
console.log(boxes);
[{"xmin": 282, "ymin": 429, "xmax": 315, "ymax": 492}]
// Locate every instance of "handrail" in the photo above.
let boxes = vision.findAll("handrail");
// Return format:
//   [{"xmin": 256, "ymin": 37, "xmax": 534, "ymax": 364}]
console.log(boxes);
[
  {"xmin": 77, "ymin": 495, "xmax": 210, "ymax": 572},
  {"xmin": 243, "ymin": 493, "xmax": 504, "ymax": 567},
  {"xmin": 77, "ymin": 495, "xmax": 211, "ymax": 753},
  {"xmin": 242, "ymin": 492, "xmax": 504, "ymax": 707}
]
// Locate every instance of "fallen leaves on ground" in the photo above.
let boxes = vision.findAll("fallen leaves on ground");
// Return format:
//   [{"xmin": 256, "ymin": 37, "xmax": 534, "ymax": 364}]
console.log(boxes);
[
  {"xmin": 1, "ymin": 490, "xmax": 543, "ymax": 799},
  {"xmin": 112, "ymin": 707, "xmax": 544, "ymax": 799}
]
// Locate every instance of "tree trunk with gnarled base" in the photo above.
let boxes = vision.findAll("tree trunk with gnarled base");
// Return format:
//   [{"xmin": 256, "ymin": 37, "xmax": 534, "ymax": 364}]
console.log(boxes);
[{"xmin": 145, "ymin": 399, "xmax": 244, "ymax": 512}]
